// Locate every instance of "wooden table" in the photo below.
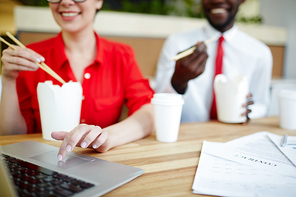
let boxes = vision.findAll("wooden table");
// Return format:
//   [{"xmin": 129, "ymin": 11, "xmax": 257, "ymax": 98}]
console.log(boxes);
[{"xmin": 0, "ymin": 116, "xmax": 293, "ymax": 196}]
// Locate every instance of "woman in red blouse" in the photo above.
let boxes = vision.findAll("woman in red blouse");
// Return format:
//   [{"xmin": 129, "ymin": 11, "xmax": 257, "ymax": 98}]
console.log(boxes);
[{"xmin": 0, "ymin": 0, "xmax": 154, "ymax": 161}]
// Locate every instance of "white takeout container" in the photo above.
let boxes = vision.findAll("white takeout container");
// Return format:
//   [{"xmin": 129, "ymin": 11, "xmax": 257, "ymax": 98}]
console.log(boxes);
[
  {"xmin": 214, "ymin": 74, "xmax": 249, "ymax": 123},
  {"xmin": 37, "ymin": 80, "xmax": 83, "ymax": 140}
]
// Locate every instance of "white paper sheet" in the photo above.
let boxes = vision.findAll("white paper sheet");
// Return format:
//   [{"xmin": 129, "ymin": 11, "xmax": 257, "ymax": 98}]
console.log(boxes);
[
  {"xmin": 192, "ymin": 141, "xmax": 296, "ymax": 197},
  {"xmin": 268, "ymin": 133, "xmax": 296, "ymax": 167},
  {"xmin": 203, "ymin": 131, "xmax": 296, "ymax": 177}
]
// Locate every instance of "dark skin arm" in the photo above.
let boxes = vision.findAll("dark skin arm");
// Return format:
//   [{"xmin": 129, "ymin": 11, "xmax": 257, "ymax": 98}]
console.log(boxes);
[
  {"xmin": 171, "ymin": 42, "xmax": 253, "ymax": 124},
  {"xmin": 171, "ymin": 42, "xmax": 208, "ymax": 94}
]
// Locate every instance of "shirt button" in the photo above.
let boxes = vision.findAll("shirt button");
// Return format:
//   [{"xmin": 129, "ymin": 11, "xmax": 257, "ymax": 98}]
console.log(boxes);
[
  {"xmin": 84, "ymin": 73, "xmax": 91, "ymax": 79},
  {"xmin": 81, "ymin": 119, "xmax": 85, "ymax": 123}
]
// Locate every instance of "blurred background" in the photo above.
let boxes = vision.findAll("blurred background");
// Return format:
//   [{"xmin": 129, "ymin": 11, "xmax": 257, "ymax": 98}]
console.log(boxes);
[
  {"xmin": 1, "ymin": 0, "xmax": 294, "ymax": 78},
  {"xmin": 5, "ymin": 0, "xmax": 263, "ymax": 22}
]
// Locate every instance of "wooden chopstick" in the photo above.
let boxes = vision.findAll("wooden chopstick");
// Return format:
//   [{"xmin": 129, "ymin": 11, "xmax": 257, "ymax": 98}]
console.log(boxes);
[
  {"xmin": 6, "ymin": 32, "xmax": 26, "ymax": 48},
  {"xmin": 2, "ymin": 32, "xmax": 66, "ymax": 84},
  {"xmin": 170, "ymin": 35, "xmax": 219, "ymax": 61}
]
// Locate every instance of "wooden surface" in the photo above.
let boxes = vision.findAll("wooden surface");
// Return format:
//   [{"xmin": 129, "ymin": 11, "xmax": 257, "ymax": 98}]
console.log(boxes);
[{"xmin": 0, "ymin": 116, "xmax": 293, "ymax": 196}]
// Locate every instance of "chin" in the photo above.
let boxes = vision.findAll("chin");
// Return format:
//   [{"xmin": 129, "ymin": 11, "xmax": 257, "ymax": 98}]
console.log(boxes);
[{"xmin": 208, "ymin": 15, "xmax": 235, "ymax": 32}]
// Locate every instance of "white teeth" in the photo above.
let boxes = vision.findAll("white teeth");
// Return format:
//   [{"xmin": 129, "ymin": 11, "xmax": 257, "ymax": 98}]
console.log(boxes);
[
  {"xmin": 211, "ymin": 8, "xmax": 226, "ymax": 14},
  {"xmin": 62, "ymin": 12, "xmax": 78, "ymax": 17}
]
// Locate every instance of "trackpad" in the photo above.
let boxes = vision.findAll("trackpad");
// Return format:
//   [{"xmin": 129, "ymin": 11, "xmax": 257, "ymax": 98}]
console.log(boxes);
[{"xmin": 30, "ymin": 151, "xmax": 90, "ymax": 169}]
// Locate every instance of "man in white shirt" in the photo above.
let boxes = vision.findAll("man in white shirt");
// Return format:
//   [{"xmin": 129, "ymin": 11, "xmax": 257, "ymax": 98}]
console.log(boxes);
[{"xmin": 155, "ymin": 0, "xmax": 273, "ymax": 123}]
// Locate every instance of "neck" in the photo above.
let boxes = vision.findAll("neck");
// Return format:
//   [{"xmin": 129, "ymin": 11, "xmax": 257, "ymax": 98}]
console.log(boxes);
[
  {"xmin": 61, "ymin": 28, "xmax": 97, "ymax": 82},
  {"xmin": 210, "ymin": 18, "xmax": 235, "ymax": 33},
  {"xmin": 216, "ymin": 24, "xmax": 233, "ymax": 33},
  {"xmin": 62, "ymin": 28, "xmax": 96, "ymax": 56}
]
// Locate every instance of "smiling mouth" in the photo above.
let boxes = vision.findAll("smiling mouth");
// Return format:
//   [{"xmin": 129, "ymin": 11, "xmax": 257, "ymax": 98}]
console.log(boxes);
[
  {"xmin": 61, "ymin": 12, "xmax": 79, "ymax": 17},
  {"xmin": 211, "ymin": 8, "xmax": 227, "ymax": 14}
]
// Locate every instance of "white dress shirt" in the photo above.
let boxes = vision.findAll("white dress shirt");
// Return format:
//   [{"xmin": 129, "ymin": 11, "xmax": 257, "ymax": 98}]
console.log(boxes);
[{"xmin": 155, "ymin": 23, "xmax": 273, "ymax": 122}]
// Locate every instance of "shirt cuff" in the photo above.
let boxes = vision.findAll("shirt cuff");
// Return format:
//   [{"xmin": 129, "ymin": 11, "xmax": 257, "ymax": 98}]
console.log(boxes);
[
  {"xmin": 163, "ymin": 82, "xmax": 189, "ymax": 100},
  {"xmin": 248, "ymin": 104, "xmax": 268, "ymax": 119},
  {"xmin": 163, "ymin": 82, "xmax": 178, "ymax": 93}
]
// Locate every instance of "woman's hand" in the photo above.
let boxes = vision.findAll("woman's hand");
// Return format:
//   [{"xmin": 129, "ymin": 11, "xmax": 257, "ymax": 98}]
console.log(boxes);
[
  {"xmin": 242, "ymin": 93, "xmax": 254, "ymax": 124},
  {"xmin": 1, "ymin": 46, "xmax": 44, "ymax": 80},
  {"xmin": 0, "ymin": 46, "xmax": 45, "ymax": 135},
  {"xmin": 51, "ymin": 124, "xmax": 110, "ymax": 161}
]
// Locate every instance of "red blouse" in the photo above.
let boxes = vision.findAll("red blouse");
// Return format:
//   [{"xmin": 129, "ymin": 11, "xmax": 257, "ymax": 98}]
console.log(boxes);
[{"xmin": 16, "ymin": 32, "xmax": 154, "ymax": 134}]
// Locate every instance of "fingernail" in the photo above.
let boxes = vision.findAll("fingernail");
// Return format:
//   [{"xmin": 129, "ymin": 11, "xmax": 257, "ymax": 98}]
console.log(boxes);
[
  {"xmin": 66, "ymin": 145, "xmax": 72, "ymax": 152},
  {"xmin": 93, "ymin": 144, "xmax": 98, "ymax": 149},
  {"xmin": 34, "ymin": 64, "xmax": 39, "ymax": 69},
  {"xmin": 40, "ymin": 57, "xmax": 45, "ymax": 62},
  {"xmin": 58, "ymin": 154, "xmax": 63, "ymax": 161},
  {"xmin": 81, "ymin": 142, "xmax": 87, "ymax": 148},
  {"xmin": 36, "ymin": 58, "xmax": 42, "ymax": 63}
]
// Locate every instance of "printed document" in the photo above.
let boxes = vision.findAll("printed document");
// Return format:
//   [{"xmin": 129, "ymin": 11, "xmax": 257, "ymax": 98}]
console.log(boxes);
[
  {"xmin": 203, "ymin": 131, "xmax": 296, "ymax": 177},
  {"xmin": 192, "ymin": 141, "xmax": 296, "ymax": 197},
  {"xmin": 268, "ymin": 133, "xmax": 296, "ymax": 167}
]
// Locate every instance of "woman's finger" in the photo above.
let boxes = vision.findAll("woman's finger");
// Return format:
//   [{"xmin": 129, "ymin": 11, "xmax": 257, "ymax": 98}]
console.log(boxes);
[
  {"xmin": 51, "ymin": 131, "xmax": 68, "ymax": 140},
  {"xmin": 2, "ymin": 47, "xmax": 44, "ymax": 71},
  {"xmin": 92, "ymin": 131, "xmax": 109, "ymax": 149},
  {"xmin": 79, "ymin": 126, "xmax": 103, "ymax": 148},
  {"xmin": 10, "ymin": 46, "xmax": 45, "ymax": 63},
  {"xmin": 57, "ymin": 124, "xmax": 95, "ymax": 161}
]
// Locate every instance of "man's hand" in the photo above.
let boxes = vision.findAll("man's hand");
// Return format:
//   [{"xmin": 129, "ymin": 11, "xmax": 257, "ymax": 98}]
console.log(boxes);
[
  {"xmin": 171, "ymin": 42, "xmax": 208, "ymax": 94},
  {"xmin": 242, "ymin": 93, "xmax": 254, "ymax": 124}
]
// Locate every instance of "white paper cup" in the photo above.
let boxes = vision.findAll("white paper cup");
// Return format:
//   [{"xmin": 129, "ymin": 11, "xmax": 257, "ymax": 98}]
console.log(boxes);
[
  {"xmin": 278, "ymin": 90, "xmax": 296, "ymax": 130},
  {"xmin": 151, "ymin": 93, "xmax": 184, "ymax": 142},
  {"xmin": 37, "ymin": 81, "xmax": 82, "ymax": 140}
]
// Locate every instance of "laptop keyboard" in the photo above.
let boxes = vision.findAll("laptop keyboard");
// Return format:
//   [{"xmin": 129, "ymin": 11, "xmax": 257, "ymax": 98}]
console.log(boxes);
[{"xmin": 2, "ymin": 154, "xmax": 95, "ymax": 197}]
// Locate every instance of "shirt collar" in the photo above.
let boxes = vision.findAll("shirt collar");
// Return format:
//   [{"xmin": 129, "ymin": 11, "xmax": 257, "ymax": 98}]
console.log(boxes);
[
  {"xmin": 204, "ymin": 22, "xmax": 238, "ymax": 42},
  {"xmin": 94, "ymin": 32, "xmax": 105, "ymax": 66}
]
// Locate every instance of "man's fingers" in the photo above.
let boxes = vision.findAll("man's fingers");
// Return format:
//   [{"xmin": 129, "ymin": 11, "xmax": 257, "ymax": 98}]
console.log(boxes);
[
  {"xmin": 190, "ymin": 52, "xmax": 208, "ymax": 74},
  {"xmin": 242, "ymin": 100, "xmax": 254, "ymax": 107},
  {"xmin": 243, "ymin": 115, "xmax": 250, "ymax": 125},
  {"xmin": 241, "ymin": 109, "xmax": 252, "ymax": 116},
  {"xmin": 196, "ymin": 42, "xmax": 207, "ymax": 51},
  {"xmin": 248, "ymin": 100, "xmax": 254, "ymax": 105}
]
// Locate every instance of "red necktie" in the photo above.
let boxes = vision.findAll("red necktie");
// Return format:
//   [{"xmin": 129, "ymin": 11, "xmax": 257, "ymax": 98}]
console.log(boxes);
[{"xmin": 210, "ymin": 35, "xmax": 224, "ymax": 120}]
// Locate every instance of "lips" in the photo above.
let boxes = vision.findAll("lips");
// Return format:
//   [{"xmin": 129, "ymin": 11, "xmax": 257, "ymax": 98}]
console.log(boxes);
[{"xmin": 211, "ymin": 8, "xmax": 227, "ymax": 14}]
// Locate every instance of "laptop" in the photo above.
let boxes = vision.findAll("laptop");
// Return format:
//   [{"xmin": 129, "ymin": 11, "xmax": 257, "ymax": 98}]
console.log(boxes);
[{"xmin": 0, "ymin": 141, "xmax": 144, "ymax": 197}]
